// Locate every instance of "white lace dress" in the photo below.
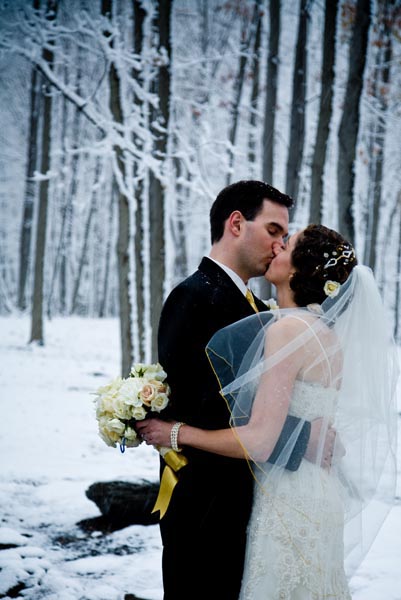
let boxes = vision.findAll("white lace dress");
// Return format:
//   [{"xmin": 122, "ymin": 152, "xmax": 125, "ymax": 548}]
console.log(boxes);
[{"xmin": 239, "ymin": 380, "xmax": 352, "ymax": 600}]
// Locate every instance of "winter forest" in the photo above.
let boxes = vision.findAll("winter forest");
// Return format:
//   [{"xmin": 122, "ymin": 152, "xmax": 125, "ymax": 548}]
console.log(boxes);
[{"xmin": 1, "ymin": 0, "xmax": 401, "ymax": 377}]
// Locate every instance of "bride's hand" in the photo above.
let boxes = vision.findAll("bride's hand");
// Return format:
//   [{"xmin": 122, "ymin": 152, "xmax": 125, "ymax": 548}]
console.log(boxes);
[
  {"xmin": 304, "ymin": 418, "xmax": 345, "ymax": 470},
  {"xmin": 136, "ymin": 419, "xmax": 175, "ymax": 447}
]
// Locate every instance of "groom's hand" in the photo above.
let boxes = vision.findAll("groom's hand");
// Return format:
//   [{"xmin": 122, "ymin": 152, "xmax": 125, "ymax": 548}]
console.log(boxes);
[{"xmin": 304, "ymin": 418, "xmax": 345, "ymax": 470}]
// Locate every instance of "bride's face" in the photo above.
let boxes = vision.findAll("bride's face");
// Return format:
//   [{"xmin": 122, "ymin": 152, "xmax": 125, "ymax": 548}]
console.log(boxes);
[{"xmin": 265, "ymin": 229, "xmax": 303, "ymax": 286}]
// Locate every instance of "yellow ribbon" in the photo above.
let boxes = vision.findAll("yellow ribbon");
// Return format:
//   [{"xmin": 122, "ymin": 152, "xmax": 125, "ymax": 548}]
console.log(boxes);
[{"xmin": 151, "ymin": 448, "xmax": 188, "ymax": 519}]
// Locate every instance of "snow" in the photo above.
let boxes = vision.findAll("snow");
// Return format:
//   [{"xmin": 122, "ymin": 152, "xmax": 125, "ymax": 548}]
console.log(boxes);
[{"xmin": 1, "ymin": 315, "xmax": 400, "ymax": 599}]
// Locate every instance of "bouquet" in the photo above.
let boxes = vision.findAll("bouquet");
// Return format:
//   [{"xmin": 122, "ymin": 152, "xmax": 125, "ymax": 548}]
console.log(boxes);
[
  {"xmin": 94, "ymin": 362, "xmax": 188, "ymax": 518},
  {"xmin": 94, "ymin": 362, "xmax": 170, "ymax": 452}
]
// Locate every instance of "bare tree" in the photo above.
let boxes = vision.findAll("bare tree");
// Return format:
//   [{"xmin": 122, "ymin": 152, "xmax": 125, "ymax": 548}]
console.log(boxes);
[
  {"xmin": 99, "ymin": 185, "xmax": 116, "ymax": 318},
  {"xmin": 263, "ymin": 0, "xmax": 280, "ymax": 185},
  {"xmin": 171, "ymin": 135, "xmax": 189, "ymax": 286},
  {"xmin": 285, "ymin": 0, "xmax": 309, "ymax": 214},
  {"xmin": 18, "ymin": 12, "xmax": 41, "ymax": 310},
  {"xmin": 226, "ymin": 3, "xmax": 260, "ymax": 184},
  {"xmin": 256, "ymin": 0, "xmax": 280, "ymax": 301},
  {"xmin": 102, "ymin": 0, "xmax": 134, "ymax": 376},
  {"xmin": 394, "ymin": 192, "xmax": 401, "ymax": 342},
  {"xmin": 309, "ymin": 0, "xmax": 339, "ymax": 224},
  {"xmin": 363, "ymin": 0, "xmax": 394, "ymax": 271},
  {"xmin": 133, "ymin": 0, "xmax": 146, "ymax": 362},
  {"xmin": 70, "ymin": 158, "xmax": 102, "ymax": 314},
  {"xmin": 18, "ymin": 0, "xmax": 41, "ymax": 311},
  {"xmin": 148, "ymin": 0, "xmax": 172, "ymax": 360},
  {"xmin": 247, "ymin": 0, "xmax": 263, "ymax": 174},
  {"xmin": 30, "ymin": 0, "xmax": 57, "ymax": 344},
  {"xmin": 337, "ymin": 0, "xmax": 371, "ymax": 244}
]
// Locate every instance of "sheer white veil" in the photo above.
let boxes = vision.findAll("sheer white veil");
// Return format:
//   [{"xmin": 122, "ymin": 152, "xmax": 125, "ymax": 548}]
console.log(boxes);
[{"xmin": 206, "ymin": 265, "xmax": 399, "ymax": 579}]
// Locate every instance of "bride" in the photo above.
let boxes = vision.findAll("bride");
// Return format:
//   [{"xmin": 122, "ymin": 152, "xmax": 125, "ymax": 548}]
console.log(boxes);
[{"xmin": 137, "ymin": 224, "xmax": 398, "ymax": 599}]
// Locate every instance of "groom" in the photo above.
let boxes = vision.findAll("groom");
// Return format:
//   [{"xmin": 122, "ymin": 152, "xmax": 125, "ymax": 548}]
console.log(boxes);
[{"xmin": 157, "ymin": 180, "xmax": 332, "ymax": 600}]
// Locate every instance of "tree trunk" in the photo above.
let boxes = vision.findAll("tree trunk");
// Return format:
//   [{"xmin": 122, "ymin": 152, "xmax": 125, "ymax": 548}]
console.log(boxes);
[
  {"xmin": 133, "ymin": 0, "xmax": 146, "ymax": 362},
  {"xmin": 309, "ymin": 0, "xmax": 338, "ymax": 224},
  {"xmin": 247, "ymin": 0, "xmax": 262, "ymax": 175},
  {"xmin": 337, "ymin": 0, "xmax": 371, "ymax": 244},
  {"xmin": 70, "ymin": 158, "xmax": 102, "ymax": 314},
  {"xmin": 262, "ymin": 0, "xmax": 280, "ymax": 185},
  {"xmin": 171, "ymin": 143, "xmax": 188, "ymax": 285},
  {"xmin": 285, "ymin": 0, "xmax": 309, "ymax": 213},
  {"xmin": 46, "ymin": 55, "xmax": 72, "ymax": 318},
  {"xmin": 394, "ymin": 193, "xmax": 401, "ymax": 342},
  {"xmin": 364, "ymin": 0, "xmax": 393, "ymax": 272},
  {"xmin": 18, "ymin": 17, "xmax": 40, "ymax": 312},
  {"xmin": 99, "ymin": 186, "xmax": 115, "ymax": 319},
  {"xmin": 226, "ymin": 7, "xmax": 258, "ymax": 184},
  {"xmin": 30, "ymin": 0, "xmax": 57, "ymax": 344},
  {"xmin": 148, "ymin": 0, "xmax": 172, "ymax": 361},
  {"xmin": 258, "ymin": 0, "xmax": 280, "ymax": 302},
  {"xmin": 59, "ymin": 52, "xmax": 83, "ymax": 315},
  {"xmin": 102, "ymin": 0, "xmax": 134, "ymax": 377},
  {"xmin": 116, "ymin": 149, "xmax": 133, "ymax": 377}
]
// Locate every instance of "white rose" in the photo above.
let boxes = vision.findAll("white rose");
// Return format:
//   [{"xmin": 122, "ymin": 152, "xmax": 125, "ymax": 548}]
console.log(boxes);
[
  {"xmin": 147, "ymin": 363, "xmax": 167, "ymax": 382},
  {"xmin": 118, "ymin": 377, "xmax": 144, "ymax": 407},
  {"xmin": 132, "ymin": 362, "xmax": 167, "ymax": 382},
  {"xmin": 98, "ymin": 416, "xmax": 125, "ymax": 447},
  {"xmin": 264, "ymin": 298, "xmax": 279, "ymax": 310},
  {"xmin": 95, "ymin": 377, "xmax": 123, "ymax": 416},
  {"xmin": 113, "ymin": 397, "xmax": 133, "ymax": 420},
  {"xmin": 123, "ymin": 426, "xmax": 141, "ymax": 448},
  {"xmin": 131, "ymin": 405, "xmax": 147, "ymax": 421},
  {"xmin": 95, "ymin": 376, "xmax": 123, "ymax": 397}
]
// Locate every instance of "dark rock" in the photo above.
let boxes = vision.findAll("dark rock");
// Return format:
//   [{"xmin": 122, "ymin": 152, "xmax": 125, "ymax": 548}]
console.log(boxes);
[
  {"xmin": 79, "ymin": 480, "xmax": 159, "ymax": 532},
  {"xmin": 1, "ymin": 582, "xmax": 27, "ymax": 598},
  {"xmin": 0, "ymin": 543, "xmax": 19, "ymax": 550}
]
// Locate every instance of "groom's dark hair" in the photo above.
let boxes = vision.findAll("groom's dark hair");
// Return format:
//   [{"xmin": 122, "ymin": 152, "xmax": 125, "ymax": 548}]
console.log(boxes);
[{"xmin": 210, "ymin": 180, "xmax": 293, "ymax": 243}]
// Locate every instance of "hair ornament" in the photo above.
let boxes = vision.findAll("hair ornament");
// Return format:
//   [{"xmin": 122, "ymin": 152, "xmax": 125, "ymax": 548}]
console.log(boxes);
[{"xmin": 324, "ymin": 245, "xmax": 355, "ymax": 270}]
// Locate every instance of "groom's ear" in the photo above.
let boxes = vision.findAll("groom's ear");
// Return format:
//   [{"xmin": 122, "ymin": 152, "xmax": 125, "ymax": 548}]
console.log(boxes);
[{"xmin": 227, "ymin": 210, "xmax": 244, "ymax": 237}]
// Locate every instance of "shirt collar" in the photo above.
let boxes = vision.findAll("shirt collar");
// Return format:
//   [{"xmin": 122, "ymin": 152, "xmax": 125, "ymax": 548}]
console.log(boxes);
[{"xmin": 208, "ymin": 257, "xmax": 248, "ymax": 296}]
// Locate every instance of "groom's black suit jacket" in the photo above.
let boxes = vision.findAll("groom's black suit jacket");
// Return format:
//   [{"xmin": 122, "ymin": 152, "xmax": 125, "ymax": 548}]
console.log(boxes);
[{"xmin": 157, "ymin": 257, "xmax": 310, "ymax": 600}]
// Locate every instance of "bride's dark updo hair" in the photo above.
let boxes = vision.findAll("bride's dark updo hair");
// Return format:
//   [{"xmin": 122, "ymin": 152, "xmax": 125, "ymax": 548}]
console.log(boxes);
[{"xmin": 290, "ymin": 224, "xmax": 358, "ymax": 306}]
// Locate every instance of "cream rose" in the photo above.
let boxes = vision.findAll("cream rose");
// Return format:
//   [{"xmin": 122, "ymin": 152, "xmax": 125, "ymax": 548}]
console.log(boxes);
[
  {"xmin": 324, "ymin": 280, "xmax": 341, "ymax": 298},
  {"xmin": 151, "ymin": 392, "xmax": 169, "ymax": 413},
  {"xmin": 139, "ymin": 383, "xmax": 157, "ymax": 406}
]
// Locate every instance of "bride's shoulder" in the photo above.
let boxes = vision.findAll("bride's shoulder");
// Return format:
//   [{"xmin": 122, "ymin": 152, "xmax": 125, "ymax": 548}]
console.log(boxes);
[{"xmin": 266, "ymin": 311, "xmax": 310, "ymax": 343}]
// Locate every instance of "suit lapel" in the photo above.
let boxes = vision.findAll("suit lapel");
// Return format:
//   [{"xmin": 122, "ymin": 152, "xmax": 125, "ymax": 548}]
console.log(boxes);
[{"xmin": 198, "ymin": 257, "xmax": 267, "ymax": 315}]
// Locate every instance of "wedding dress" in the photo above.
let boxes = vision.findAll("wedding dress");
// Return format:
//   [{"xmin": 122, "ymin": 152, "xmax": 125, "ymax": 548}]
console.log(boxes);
[{"xmin": 240, "ymin": 380, "xmax": 351, "ymax": 600}]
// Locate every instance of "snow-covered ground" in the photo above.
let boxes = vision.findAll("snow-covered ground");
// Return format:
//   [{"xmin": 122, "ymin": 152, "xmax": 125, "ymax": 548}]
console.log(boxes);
[{"xmin": 0, "ymin": 315, "xmax": 400, "ymax": 599}]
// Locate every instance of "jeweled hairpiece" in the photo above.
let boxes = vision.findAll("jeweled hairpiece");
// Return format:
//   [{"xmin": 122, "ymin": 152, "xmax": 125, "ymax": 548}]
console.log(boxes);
[{"xmin": 323, "ymin": 245, "xmax": 355, "ymax": 270}]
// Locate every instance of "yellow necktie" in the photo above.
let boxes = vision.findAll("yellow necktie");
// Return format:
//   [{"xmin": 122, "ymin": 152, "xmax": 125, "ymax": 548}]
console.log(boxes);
[{"xmin": 246, "ymin": 289, "xmax": 259, "ymax": 313}]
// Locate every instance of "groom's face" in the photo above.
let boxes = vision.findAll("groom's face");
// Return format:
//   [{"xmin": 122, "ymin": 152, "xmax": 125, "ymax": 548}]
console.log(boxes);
[{"xmin": 239, "ymin": 199, "xmax": 289, "ymax": 279}]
